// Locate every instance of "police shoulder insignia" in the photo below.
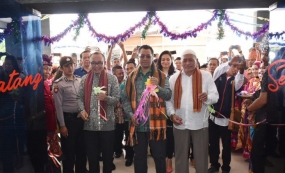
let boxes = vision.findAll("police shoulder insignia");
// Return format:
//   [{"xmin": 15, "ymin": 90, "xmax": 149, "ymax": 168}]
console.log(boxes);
[
  {"xmin": 53, "ymin": 85, "xmax": 59, "ymax": 93},
  {"xmin": 54, "ymin": 76, "xmax": 63, "ymax": 83}
]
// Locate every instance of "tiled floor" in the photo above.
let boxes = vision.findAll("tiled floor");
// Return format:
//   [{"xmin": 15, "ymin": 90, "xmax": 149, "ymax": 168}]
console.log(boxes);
[{"xmin": 5, "ymin": 149, "xmax": 284, "ymax": 173}]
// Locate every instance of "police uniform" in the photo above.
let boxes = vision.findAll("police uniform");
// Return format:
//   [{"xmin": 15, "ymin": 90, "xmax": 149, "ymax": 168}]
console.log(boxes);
[{"xmin": 52, "ymin": 56, "xmax": 86, "ymax": 173}]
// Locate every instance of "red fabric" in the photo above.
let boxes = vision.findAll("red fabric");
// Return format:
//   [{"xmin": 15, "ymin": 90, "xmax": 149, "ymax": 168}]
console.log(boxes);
[{"xmin": 44, "ymin": 80, "xmax": 57, "ymax": 132}]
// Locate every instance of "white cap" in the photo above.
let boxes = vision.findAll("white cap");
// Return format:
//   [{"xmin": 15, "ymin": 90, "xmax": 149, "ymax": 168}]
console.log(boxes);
[
  {"xmin": 181, "ymin": 49, "xmax": 196, "ymax": 59},
  {"xmin": 222, "ymin": 55, "xmax": 228, "ymax": 60}
]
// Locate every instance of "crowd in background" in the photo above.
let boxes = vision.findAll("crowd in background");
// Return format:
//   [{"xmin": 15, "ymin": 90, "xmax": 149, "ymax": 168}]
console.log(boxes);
[{"xmin": 0, "ymin": 42, "xmax": 284, "ymax": 173}]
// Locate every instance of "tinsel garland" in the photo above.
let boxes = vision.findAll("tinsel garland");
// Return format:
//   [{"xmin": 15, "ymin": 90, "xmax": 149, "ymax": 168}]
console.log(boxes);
[
  {"xmin": 141, "ymin": 11, "xmax": 155, "ymax": 39},
  {"xmin": 35, "ymin": 16, "xmax": 81, "ymax": 46},
  {"xmin": 269, "ymin": 31, "xmax": 285, "ymax": 40},
  {"xmin": 1, "ymin": 10, "xmax": 284, "ymax": 45},
  {"xmin": 0, "ymin": 17, "xmax": 25, "ymax": 44},
  {"xmin": 73, "ymin": 13, "xmax": 87, "ymax": 41},
  {"xmin": 217, "ymin": 9, "xmax": 225, "ymax": 40},
  {"xmin": 224, "ymin": 13, "xmax": 269, "ymax": 40},
  {"xmin": 154, "ymin": 9, "xmax": 219, "ymax": 40},
  {"xmin": 85, "ymin": 12, "xmax": 149, "ymax": 44}
]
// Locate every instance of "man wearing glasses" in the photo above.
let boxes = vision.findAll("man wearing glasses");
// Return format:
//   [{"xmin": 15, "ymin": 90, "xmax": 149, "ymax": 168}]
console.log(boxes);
[
  {"xmin": 77, "ymin": 52, "xmax": 120, "ymax": 173},
  {"xmin": 121, "ymin": 45, "xmax": 172, "ymax": 173}
]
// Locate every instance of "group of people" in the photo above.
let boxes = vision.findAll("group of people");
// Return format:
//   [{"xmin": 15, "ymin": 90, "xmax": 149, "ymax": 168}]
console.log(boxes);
[{"xmin": 0, "ymin": 42, "xmax": 284, "ymax": 173}]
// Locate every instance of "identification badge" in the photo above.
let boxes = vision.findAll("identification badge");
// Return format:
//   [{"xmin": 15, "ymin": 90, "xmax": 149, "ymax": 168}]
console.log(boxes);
[{"xmin": 53, "ymin": 85, "xmax": 59, "ymax": 93}]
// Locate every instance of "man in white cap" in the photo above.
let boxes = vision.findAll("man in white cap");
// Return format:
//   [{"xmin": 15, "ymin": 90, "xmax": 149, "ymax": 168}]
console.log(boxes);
[
  {"xmin": 221, "ymin": 55, "xmax": 229, "ymax": 64},
  {"xmin": 166, "ymin": 49, "xmax": 219, "ymax": 173}
]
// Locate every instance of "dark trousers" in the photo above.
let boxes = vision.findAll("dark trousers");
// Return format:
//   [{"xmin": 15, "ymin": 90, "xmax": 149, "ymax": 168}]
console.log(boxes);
[
  {"xmin": 124, "ymin": 121, "xmax": 134, "ymax": 160},
  {"xmin": 251, "ymin": 123, "xmax": 266, "ymax": 173},
  {"xmin": 209, "ymin": 120, "xmax": 231, "ymax": 172},
  {"xmin": 166, "ymin": 127, "xmax": 174, "ymax": 159},
  {"xmin": 133, "ymin": 132, "xmax": 166, "ymax": 173},
  {"xmin": 85, "ymin": 130, "xmax": 115, "ymax": 173},
  {"xmin": 266, "ymin": 125, "xmax": 278, "ymax": 155},
  {"xmin": 114, "ymin": 123, "xmax": 124, "ymax": 154},
  {"xmin": 61, "ymin": 113, "xmax": 86, "ymax": 173},
  {"xmin": 26, "ymin": 130, "xmax": 47, "ymax": 173},
  {"xmin": 279, "ymin": 111, "xmax": 285, "ymax": 157}
]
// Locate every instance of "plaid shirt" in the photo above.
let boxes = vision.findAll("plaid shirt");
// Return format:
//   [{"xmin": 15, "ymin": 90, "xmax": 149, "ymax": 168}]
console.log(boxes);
[{"xmin": 121, "ymin": 69, "xmax": 171, "ymax": 132}]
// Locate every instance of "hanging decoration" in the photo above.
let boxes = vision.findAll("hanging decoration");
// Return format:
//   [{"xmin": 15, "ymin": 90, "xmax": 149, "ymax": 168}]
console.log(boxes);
[
  {"xmin": 269, "ymin": 31, "xmax": 285, "ymax": 40},
  {"xmin": 154, "ymin": 9, "xmax": 219, "ymax": 40},
  {"xmin": 217, "ymin": 9, "xmax": 225, "ymax": 40},
  {"xmin": 141, "ymin": 11, "xmax": 155, "ymax": 39},
  {"xmin": 0, "ymin": 17, "xmax": 25, "ymax": 44},
  {"xmin": 1, "ymin": 10, "xmax": 285, "ymax": 45},
  {"xmin": 226, "ymin": 11, "xmax": 270, "ymax": 21},
  {"xmin": 35, "ymin": 14, "xmax": 83, "ymax": 46},
  {"xmin": 85, "ymin": 12, "xmax": 149, "ymax": 44},
  {"xmin": 224, "ymin": 13, "xmax": 269, "ymax": 40},
  {"xmin": 73, "ymin": 13, "xmax": 87, "ymax": 41}
]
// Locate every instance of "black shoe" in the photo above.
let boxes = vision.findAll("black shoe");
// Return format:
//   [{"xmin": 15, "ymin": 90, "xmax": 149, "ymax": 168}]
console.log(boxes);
[
  {"xmin": 112, "ymin": 163, "xmax": 116, "ymax": 170},
  {"xmin": 125, "ymin": 159, "xmax": 133, "ymax": 167},
  {"xmin": 208, "ymin": 167, "xmax": 219, "ymax": 173},
  {"xmin": 114, "ymin": 152, "xmax": 122, "ymax": 158},
  {"xmin": 222, "ymin": 171, "xmax": 229, "ymax": 173}
]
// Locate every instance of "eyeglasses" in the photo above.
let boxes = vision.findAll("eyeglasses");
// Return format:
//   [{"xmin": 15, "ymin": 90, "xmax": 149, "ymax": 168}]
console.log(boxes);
[
  {"xmin": 91, "ymin": 61, "xmax": 103, "ymax": 66},
  {"xmin": 138, "ymin": 54, "xmax": 153, "ymax": 59}
]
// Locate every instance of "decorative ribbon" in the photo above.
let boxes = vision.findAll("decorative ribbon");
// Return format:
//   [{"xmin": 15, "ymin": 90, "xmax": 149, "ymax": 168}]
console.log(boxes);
[
  {"xmin": 206, "ymin": 105, "xmax": 285, "ymax": 127},
  {"xmin": 134, "ymin": 78, "xmax": 166, "ymax": 125},
  {"xmin": 93, "ymin": 86, "xmax": 107, "ymax": 122},
  {"xmin": 1, "ymin": 10, "xmax": 285, "ymax": 45}
]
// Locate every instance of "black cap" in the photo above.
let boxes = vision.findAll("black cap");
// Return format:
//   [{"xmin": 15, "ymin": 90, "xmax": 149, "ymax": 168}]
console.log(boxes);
[{"xmin": 60, "ymin": 56, "xmax": 74, "ymax": 67}]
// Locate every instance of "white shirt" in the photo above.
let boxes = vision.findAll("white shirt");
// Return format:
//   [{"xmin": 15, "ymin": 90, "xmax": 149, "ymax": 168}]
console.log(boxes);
[
  {"xmin": 211, "ymin": 62, "xmax": 245, "ymax": 126},
  {"xmin": 166, "ymin": 70, "xmax": 219, "ymax": 130}
]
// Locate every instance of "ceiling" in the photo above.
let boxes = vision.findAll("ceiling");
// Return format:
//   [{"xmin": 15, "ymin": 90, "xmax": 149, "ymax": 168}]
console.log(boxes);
[{"xmin": 15, "ymin": 0, "xmax": 277, "ymax": 14}]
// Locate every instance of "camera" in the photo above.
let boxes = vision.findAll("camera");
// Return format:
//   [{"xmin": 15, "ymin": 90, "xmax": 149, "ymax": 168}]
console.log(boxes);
[{"xmin": 231, "ymin": 45, "xmax": 238, "ymax": 49}]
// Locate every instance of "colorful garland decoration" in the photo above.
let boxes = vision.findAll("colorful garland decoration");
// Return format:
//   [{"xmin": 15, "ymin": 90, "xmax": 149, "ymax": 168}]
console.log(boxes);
[
  {"xmin": 85, "ymin": 12, "xmax": 149, "ymax": 44},
  {"xmin": 35, "ymin": 15, "xmax": 83, "ymax": 46},
  {"xmin": 141, "ymin": 11, "xmax": 155, "ymax": 39},
  {"xmin": 224, "ymin": 13, "xmax": 269, "ymax": 40},
  {"xmin": 0, "ymin": 17, "xmax": 25, "ymax": 44},
  {"xmin": 73, "ymin": 13, "xmax": 87, "ymax": 41},
  {"xmin": 1, "ymin": 10, "xmax": 285, "ymax": 45},
  {"xmin": 154, "ymin": 9, "xmax": 219, "ymax": 40},
  {"xmin": 217, "ymin": 9, "xmax": 225, "ymax": 40},
  {"xmin": 269, "ymin": 31, "xmax": 285, "ymax": 40}
]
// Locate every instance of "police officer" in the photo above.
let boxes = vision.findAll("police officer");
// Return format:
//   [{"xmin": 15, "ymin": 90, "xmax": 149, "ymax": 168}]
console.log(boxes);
[{"xmin": 53, "ymin": 56, "xmax": 86, "ymax": 173}]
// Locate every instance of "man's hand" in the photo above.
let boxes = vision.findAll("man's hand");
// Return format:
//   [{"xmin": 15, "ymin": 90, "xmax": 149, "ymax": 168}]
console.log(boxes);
[
  {"xmin": 80, "ymin": 110, "xmax": 89, "ymax": 121},
  {"xmin": 236, "ymin": 45, "xmax": 242, "ymax": 52},
  {"xmin": 171, "ymin": 114, "xmax": 183, "ymax": 125},
  {"xmin": 131, "ymin": 116, "xmax": 138, "ymax": 126},
  {"xmin": 229, "ymin": 55, "xmax": 239, "ymax": 66},
  {"xmin": 239, "ymin": 61, "xmax": 246, "ymax": 74},
  {"xmin": 198, "ymin": 93, "xmax": 208, "ymax": 102},
  {"xmin": 131, "ymin": 47, "xmax": 138, "ymax": 59},
  {"xmin": 60, "ymin": 126, "xmax": 68, "ymax": 138},
  {"xmin": 97, "ymin": 93, "xmax": 107, "ymax": 101},
  {"xmin": 149, "ymin": 76, "xmax": 159, "ymax": 85},
  {"xmin": 118, "ymin": 42, "xmax": 125, "ymax": 50}
]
